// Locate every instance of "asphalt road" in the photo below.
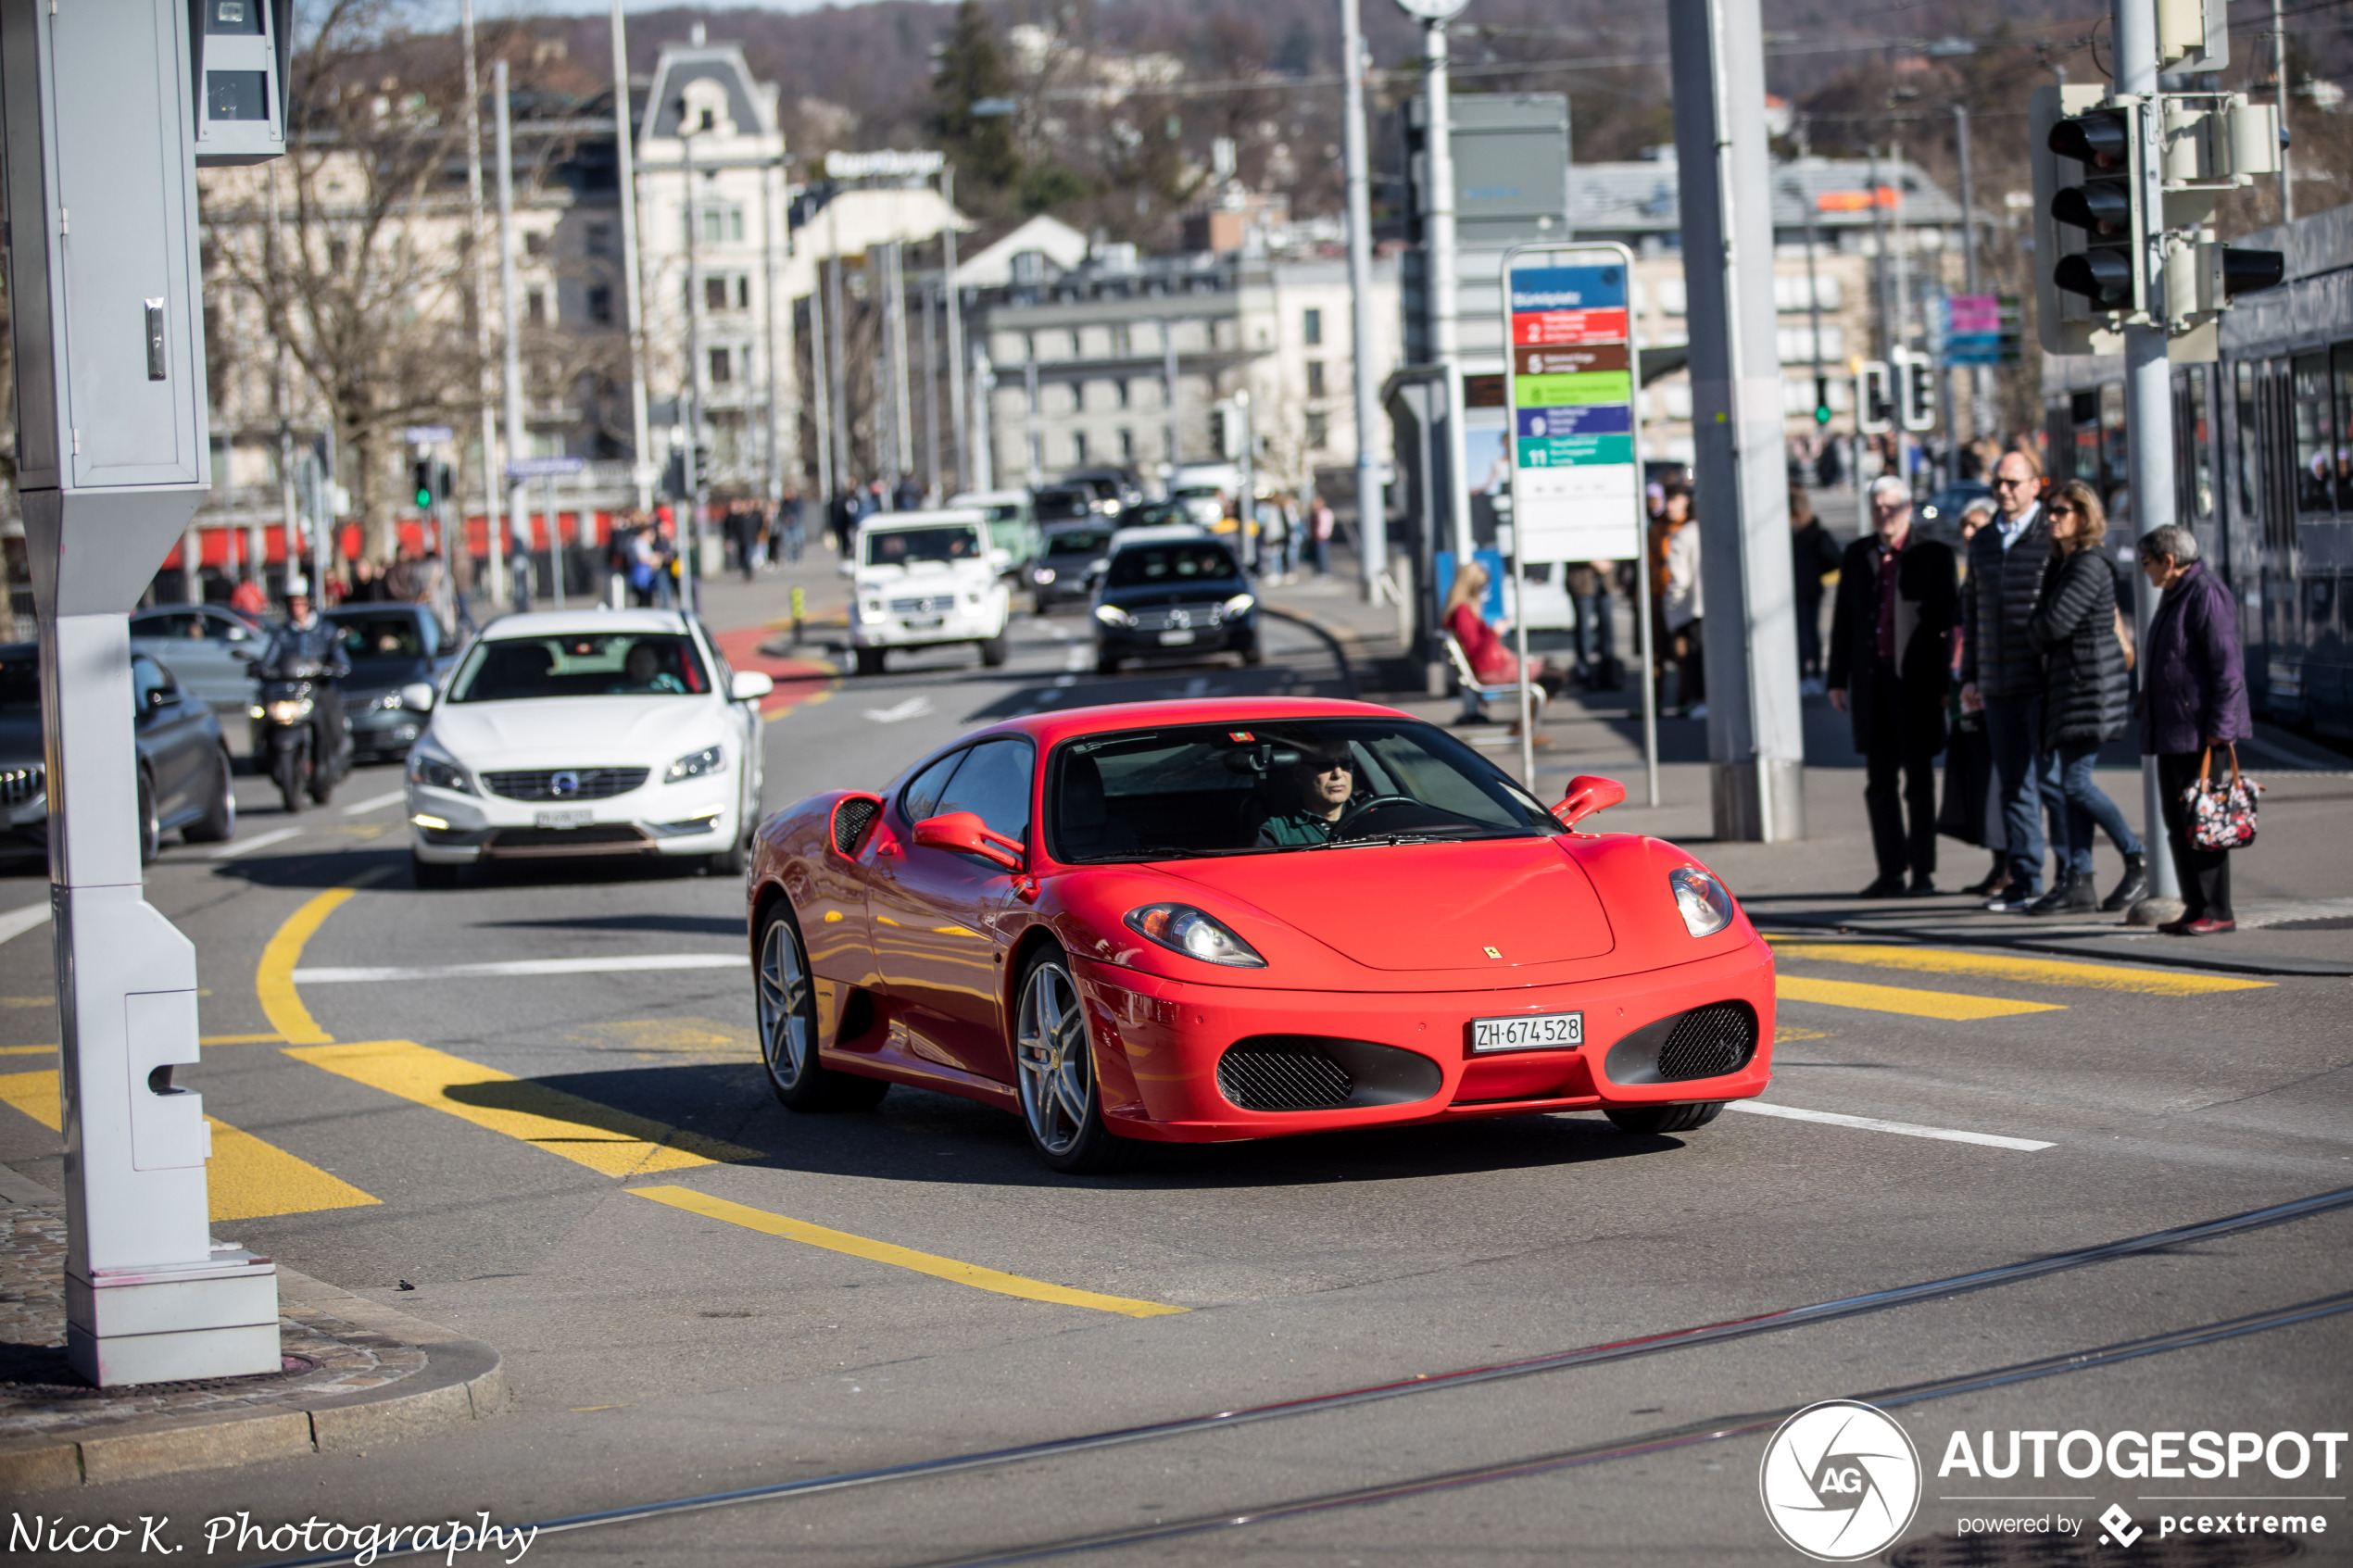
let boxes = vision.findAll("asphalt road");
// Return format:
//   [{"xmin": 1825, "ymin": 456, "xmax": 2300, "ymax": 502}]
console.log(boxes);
[{"xmin": 2, "ymin": 601, "xmax": 2349, "ymax": 1567}]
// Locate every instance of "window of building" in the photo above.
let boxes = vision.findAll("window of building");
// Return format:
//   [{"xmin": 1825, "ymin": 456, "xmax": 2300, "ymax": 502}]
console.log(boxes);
[
  {"xmin": 1118, "ymin": 429, "xmax": 1134, "ymax": 461},
  {"xmin": 1111, "ymin": 324, "xmax": 1131, "ymax": 356},
  {"xmin": 1305, "ymin": 360, "xmax": 1326, "ymax": 398},
  {"xmin": 1025, "ymin": 332, "xmax": 1038, "ymax": 363},
  {"xmin": 705, "ymin": 275, "xmax": 729, "ymax": 311},
  {"xmin": 585, "ymin": 222, "xmax": 612, "ymax": 257},
  {"xmin": 587, "ymin": 284, "xmax": 613, "ymax": 325},
  {"xmin": 526, "ymin": 288, "xmax": 546, "ymax": 324},
  {"xmin": 1304, "ymin": 412, "xmax": 1329, "ymax": 449},
  {"xmin": 1302, "ymin": 307, "xmax": 1322, "ymax": 346},
  {"xmin": 1068, "ymin": 329, "xmax": 1083, "ymax": 359},
  {"xmin": 524, "ymin": 230, "xmax": 548, "ymax": 258},
  {"xmin": 710, "ymin": 346, "xmax": 734, "ymax": 384},
  {"xmin": 1072, "ymin": 431, "xmax": 1089, "ymax": 464},
  {"xmin": 1115, "ymin": 379, "xmax": 1130, "ymax": 409},
  {"xmin": 736, "ymin": 276, "xmax": 751, "ymax": 309},
  {"xmin": 693, "ymin": 205, "xmax": 744, "ymax": 245}
]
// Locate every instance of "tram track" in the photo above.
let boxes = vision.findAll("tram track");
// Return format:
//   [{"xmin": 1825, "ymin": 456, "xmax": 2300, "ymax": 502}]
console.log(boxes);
[{"xmin": 247, "ymin": 1181, "xmax": 2353, "ymax": 1567}]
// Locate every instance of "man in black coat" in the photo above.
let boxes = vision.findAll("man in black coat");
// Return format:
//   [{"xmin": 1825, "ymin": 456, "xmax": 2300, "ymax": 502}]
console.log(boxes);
[
  {"xmin": 1829, "ymin": 476, "xmax": 1958, "ymax": 897},
  {"xmin": 1959, "ymin": 449, "xmax": 2060, "ymax": 910}
]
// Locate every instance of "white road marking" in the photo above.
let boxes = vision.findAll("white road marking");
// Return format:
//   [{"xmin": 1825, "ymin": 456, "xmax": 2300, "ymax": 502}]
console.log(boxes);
[
  {"xmin": 1053, "ymin": 674, "xmax": 1077, "ymax": 688},
  {"xmin": 210, "ymin": 826, "xmax": 303, "ymax": 859},
  {"xmin": 1063, "ymin": 644, "xmax": 1089, "ymax": 672},
  {"xmin": 341, "ymin": 790, "xmax": 407, "ymax": 817},
  {"xmin": 0, "ymin": 905, "xmax": 49, "ymax": 946},
  {"xmin": 863, "ymin": 696, "xmax": 933, "ymax": 723},
  {"xmin": 1726, "ymin": 1099, "xmax": 2053, "ymax": 1151},
  {"xmin": 292, "ymin": 953, "xmax": 748, "ymax": 984},
  {"xmin": 1181, "ymin": 676, "xmax": 1209, "ymax": 697}
]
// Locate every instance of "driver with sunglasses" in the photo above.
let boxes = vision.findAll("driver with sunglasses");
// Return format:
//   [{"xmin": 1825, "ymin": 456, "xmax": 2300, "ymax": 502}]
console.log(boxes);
[{"xmin": 1255, "ymin": 746, "xmax": 1360, "ymax": 847}]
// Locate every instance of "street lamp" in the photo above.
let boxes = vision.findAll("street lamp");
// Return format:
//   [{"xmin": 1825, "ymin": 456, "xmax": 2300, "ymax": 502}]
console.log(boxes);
[
  {"xmin": 1393, "ymin": 0, "xmax": 1474, "ymax": 565},
  {"xmin": 678, "ymin": 101, "xmax": 709, "ymax": 615}
]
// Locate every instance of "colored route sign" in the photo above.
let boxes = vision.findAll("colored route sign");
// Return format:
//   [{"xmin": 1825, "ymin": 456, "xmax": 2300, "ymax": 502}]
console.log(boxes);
[{"xmin": 1503, "ymin": 257, "xmax": 1642, "ymax": 562}]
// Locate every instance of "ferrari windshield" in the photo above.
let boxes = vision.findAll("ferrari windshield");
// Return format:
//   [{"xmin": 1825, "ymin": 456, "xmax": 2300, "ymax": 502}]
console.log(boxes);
[
  {"xmin": 448, "ymin": 633, "xmax": 710, "ymax": 703},
  {"xmin": 1049, "ymin": 719, "xmax": 1562, "ymax": 862},
  {"xmin": 863, "ymin": 525, "xmax": 983, "ymax": 568}
]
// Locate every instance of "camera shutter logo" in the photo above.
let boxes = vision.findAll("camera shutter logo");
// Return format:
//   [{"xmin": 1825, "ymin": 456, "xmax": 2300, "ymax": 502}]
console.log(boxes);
[{"xmin": 1758, "ymin": 1399, "xmax": 1921, "ymax": 1561}]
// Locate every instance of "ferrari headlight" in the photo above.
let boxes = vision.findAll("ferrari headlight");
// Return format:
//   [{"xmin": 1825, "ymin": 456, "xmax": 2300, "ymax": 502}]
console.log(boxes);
[
  {"xmin": 265, "ymin": 697, "xmax": 314, "ymax": 723},
  {"xmin": 1669, "ymin": 866, "xmax": 1735, "ymax": 938},
  {"xmin": 408, "ymin": 748, "xmax": 473, "ymax": 795},
  {"xmin": 1223, "ymin": 592, "xmax": 1255, "ymax": 618},
  {"xmin": 1125, "ymin": 904, "xmax": 1266, "ymax": 968},
  {"xmin": 1095, "ymin": 604, "xmax": 1135, "ymax": 628},
  {"xmin": 665, "ymin": 744, "xmax": 724, "ymax": 784}
]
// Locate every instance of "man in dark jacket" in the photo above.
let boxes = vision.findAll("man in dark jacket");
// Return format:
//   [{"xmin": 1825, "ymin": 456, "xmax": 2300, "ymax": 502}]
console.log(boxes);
[
  {"xmin": 1960, "ymin": 449, "xmax": 2060, "ymax": 909},
  {"xmin": 1830, "ymin": 476, "xmax": 1957, "ymax": 897},
  {"xmin": 1790, "ymin": 485, "xmax": 1843, "ymax": 691},
  {"xmin": 2136, "ymin": 525, "xmax": 2251, "ymax": 935}
]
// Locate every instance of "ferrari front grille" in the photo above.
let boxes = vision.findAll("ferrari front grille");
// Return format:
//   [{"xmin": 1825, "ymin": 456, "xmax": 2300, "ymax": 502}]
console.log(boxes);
[
  {"xmin": 1655, "ymin": 1002, "xmax": 1757, "ymax": 1082},
  {"xmin": 1216, "ymin": 1047, "xmax": 1353, "ymax": 1112},
  {"xmin": 832, "ymin": 796, "xmax": 880, "ymax": 856},
  {"xmin": 483, "ymin": 767, "xmax": 649, "ymax": 802}
]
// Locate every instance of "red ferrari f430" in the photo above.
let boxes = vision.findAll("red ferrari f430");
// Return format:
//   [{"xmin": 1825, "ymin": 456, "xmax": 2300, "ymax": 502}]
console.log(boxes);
[{"xmin": 746, "ymin": 698, "xmax": 1775, "ymax": 1172}]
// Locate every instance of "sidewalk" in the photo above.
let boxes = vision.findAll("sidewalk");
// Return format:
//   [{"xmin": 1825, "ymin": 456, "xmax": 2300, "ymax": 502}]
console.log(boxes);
[
  {"xmin": 0, "ymin": 1163, "xmax": 503, "ymax": 1492},
  {"xmin": 1252, "ymin": 550, "xmax": 2353, "ymax": 979}
]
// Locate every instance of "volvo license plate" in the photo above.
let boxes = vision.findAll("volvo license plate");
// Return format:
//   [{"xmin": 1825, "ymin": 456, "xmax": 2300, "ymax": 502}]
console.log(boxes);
[
  {"xmin": 535, "ymin": 808, "xmax": 593, "ymax": 829},
  {"xmin": 1470, "ymin": 1011, "xmax": 1583, "ymax": 1053}
]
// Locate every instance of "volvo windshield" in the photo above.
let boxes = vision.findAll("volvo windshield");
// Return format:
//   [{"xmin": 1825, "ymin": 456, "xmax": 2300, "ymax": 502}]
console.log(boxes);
[{"xmin": 448, "ymin": 633, "xmax": 710, "ymax": 702}]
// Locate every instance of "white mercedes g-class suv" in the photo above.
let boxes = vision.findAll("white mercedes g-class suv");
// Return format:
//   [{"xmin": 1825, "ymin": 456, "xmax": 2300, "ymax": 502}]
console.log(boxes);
[{"xmin": 845, "ymin": 509, "xmax": 1013, "ymax": 676}]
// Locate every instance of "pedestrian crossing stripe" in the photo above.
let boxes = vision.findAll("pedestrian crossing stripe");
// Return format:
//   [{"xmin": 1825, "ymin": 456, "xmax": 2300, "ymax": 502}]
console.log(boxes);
[
  {"xmin": 1768, "ymin": 941, "xmax": 2271, "ymax": 997},
  {"xmin": 0, "ymin": 1068, "xmax": 378, "ymax": 1221},
  {"xmin": 1773, "ymin": 975, "xmax": 2065, "ymax": 1021},
  {"xmin": 285, "ymin": 1040, "xmax": 760, "ymax": 1177}
]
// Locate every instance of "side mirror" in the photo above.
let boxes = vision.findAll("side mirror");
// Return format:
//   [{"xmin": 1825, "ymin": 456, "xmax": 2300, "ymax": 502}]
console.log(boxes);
[
  {"xmin": 145, "ymin": 684, "xmax": 175, "ymax": 709},
  {"xmin": 398, "ymin": 682, "xmax": 436, "ymax": 712},
  {"xmin": 730, "ymin": 671, "xmax": 775, "ymax": 702},
  {"xmin": 912, "ymin": 810, "xmax": 1025, "ymax": 872},
  {"xmin": 837, "ymin": 559, "xmax": 858, "ymax": 579},
  {"xmin": 1551, "ymin": 774, "xmax": 1627, "ymax": 831}
]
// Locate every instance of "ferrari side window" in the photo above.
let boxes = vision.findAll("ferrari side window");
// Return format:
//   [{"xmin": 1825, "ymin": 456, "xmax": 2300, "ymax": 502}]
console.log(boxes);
[
  {"xmin": 900, "ymin": 749, "xmax": 966, "ymax": 823},
  {"xmin": 933, "ymin": 738, "xmax": 1035, "ymax": 845}
]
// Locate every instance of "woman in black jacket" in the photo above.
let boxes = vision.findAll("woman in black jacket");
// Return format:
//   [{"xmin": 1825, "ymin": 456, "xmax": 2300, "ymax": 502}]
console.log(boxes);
[{"xmin": 2024, "ymin": 482, "xmax": 2146, "ymax": 915}]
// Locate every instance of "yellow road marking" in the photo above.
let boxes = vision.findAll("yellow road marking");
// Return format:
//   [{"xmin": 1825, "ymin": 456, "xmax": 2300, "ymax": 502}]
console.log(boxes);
[
  {"xmin": 258, "ymin": 888, "xmax": 357, "ymax": 1045},
  {"xmin": 202, "ymin": 1033, "xmax": 288, "ymax": 1046},
  {"xmin": 0, "ymin": 1044, "xmax": 54, "ymax": 1055},
  {"xmin": 1768, "ymin": 940, "xmax": 2271, "ymax": 997},
  {"xmin": 632, "ymin": 1185, "xmax": 1188, "ymax": 1319},
  {"xmin": 287, "ymin": 1040, "xmax": 759, "ymax": 1177},
  {"xmin": 0, "ymin": 1068, "xmax": 377, "ymax": 1220},
  {"xmin": 1775, "ymin": 975, "xmax": 2064, "ymax": 1021}
]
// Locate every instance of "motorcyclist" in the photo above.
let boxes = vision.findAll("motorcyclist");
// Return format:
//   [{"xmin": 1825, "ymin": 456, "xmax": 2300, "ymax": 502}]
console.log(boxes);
[{"xmin": 259, "ymin": 575, "xmax": 352, "ymax": 773}]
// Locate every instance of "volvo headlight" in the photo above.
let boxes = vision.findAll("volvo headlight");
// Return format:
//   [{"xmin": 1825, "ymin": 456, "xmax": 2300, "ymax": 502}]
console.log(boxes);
[
  {"xmin": 1125, "ymin": 904, "xmax": 1266, "ymax": 968},
  {"xmin": 1095, "ymin": 604, "xmax": 1135, "ymax": 628},
  {"xmin": 1223, "ymin": 592, "xmax": 1255, "ymax": 618},
  {"xmin": 665, "ymin": 745, "xmax": 724, "ymax": 784},
  {"xmin": 408, "ymin": 749, "xmax": 473, "ymax": 795},
  {"xmin": 265, "ymin": 696, "xmax": 314, "ymax": 724},
  {"xmin": 1669, "ymin": 866, "xmax": 1735, "ymax": 938}
]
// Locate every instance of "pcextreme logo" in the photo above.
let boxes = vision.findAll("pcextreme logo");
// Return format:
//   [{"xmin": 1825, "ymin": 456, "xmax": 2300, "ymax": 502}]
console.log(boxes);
[{"xmin": 1759, "ymin": 1399, "xmax": 1923, "ymax": 1562}]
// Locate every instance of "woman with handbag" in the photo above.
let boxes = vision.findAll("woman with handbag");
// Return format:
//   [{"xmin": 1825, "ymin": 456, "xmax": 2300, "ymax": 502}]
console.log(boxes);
[
  {"xmin": 2025, "ymin": 482, "xmax": 2146, "ymax": 915},
  {"xmin": 2136, "ymin": 523, "xmax": 2254, "ymax": 935}
]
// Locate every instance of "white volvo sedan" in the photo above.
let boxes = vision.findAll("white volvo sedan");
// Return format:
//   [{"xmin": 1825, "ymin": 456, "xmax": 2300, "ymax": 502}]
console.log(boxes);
[{"xmin": 404, "ymin": 610, "xmax": 772, "ymax": 887}]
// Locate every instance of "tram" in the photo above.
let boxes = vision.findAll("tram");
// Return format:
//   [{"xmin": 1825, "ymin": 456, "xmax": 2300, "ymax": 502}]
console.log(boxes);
[{"xmin": 2042, "ymin": 200, "xmax": 2353, "ymax": 742}]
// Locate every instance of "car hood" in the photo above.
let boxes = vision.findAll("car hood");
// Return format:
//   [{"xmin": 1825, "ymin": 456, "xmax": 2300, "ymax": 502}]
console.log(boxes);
[
  {"xmin": 344, "ymin": 659, "xmax": 431, "ymax": 700},
  {"xmin": 858, "ymin": 561, "xmax": 993, "ymax": 589},
  {"xmin": 427, "ymin": 696, "xmax": 724, "ymax": 768},
  {"xmin": 1157, "ymin": 836, "xmax": 1614, "ymax": 970},
  {"xmin": 1102, "ymin": 583, "xmax": 1247, "ymax": 608}
]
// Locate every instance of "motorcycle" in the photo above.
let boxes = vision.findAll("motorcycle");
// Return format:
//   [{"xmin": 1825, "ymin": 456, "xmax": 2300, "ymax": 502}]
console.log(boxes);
[{"xmin": 252, "ymin": 659, "xmax": 351, "ymax": 813}]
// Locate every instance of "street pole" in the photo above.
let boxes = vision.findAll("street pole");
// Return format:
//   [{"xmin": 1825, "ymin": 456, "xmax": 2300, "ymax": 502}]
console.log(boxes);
[
  {"xmin": 1025, "ymin": 356, "xmax": 1042, "ymax": 484},
  {"xmin": 809, "ymin": 280, "xmax": 834, "ymax": 506},
  {"xmin": 680, "ymin": 117, "xmax": 708, "ymax": 613},
  {"xmin": 1417, "ymin": 11, "xmax": 1474, "ymax": 564},
  {"xmin": 826, "ymin": 205, "xmax": 851, "ymax": 497},
  {"xmin": 972, "ymin": 347, "xmax": 997, "ymax": 491},
  {"xmin": 1868, "ymin": 144, "xmax": 1892, "ymax": 364},
  {"xmin": 922, "ymin": 284, "xmax": 940, "ymax": 500},
  {"xmin": 1954, "ymin": 103, "xmax": 1994, "ymax": 445},
  {"xmin": 943, "ymin": 166, "xmax": 967, "ymax": 496},
  {"xmin": 496, "ymin": 60, "xmax": 530, "ymax": 609},
  {"xmin": 2271, "ymin": 0, "xmax": 2293, "ymax": 224},
  {"xmin": 1160, "ymin": 320, "xmax": 1180, "ymax": 471},
  {"xmin": 546, "ymin": 474, "xmax": 564, "ymax": 611},
  {"xmin": 761, "ymin": 144, "xmax": 785, "ymax": 503},
  {"xmin": 464, "ymin": 0, "xmax": 505, "ymax": 608},
  {"xmin": 887, "ymin": 241, "xmax": 915, "ymax": 485},
  {"xmin": 610, "ymin": 0, "xmax": 653, "ymax": 512},
  {"xmin": 1342, "ymin": 0, "xmax": 1389, "ymax": 599},
  {"xmin": 1668, "ymin": 0, "xmax": 1806, "ymax": 842},
  {"xmin": 1793, "ymin": 181, "xmax": 1827, "ymax": 447},
  {"xmin": 2117, "ymin": 0, "xmax": 2184, "ymax": 912}
]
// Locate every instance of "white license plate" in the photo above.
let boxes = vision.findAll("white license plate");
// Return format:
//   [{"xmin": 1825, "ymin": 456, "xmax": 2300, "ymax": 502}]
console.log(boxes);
[
  {"xmin": 1159, "ymin": 628, "xmax": 1196, "ymax": 645},
  {"xmin": 534, "ymin": 808, "xmax": 594, "ymax": 829},
  {"xmin": 1470, "ymin": 1011, "xmax": 1583, "ymax": 1053},
  {"xmin": 905, "ymin": 616, "xmax": 945, "ymax": 632}
]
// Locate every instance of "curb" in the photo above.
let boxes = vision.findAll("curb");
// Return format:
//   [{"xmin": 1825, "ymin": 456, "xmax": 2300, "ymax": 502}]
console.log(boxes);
[
  {"xmin": 0, "ymin": 1269, "xmax": 503, "ymax": 1495},
  {"xmin": 1256, "ymin": 604, "xmax": 1365, "ymax": 698},
  {"xmin": 1754, "ymin": 911, "xmax": 2353, "ymax": 978}
]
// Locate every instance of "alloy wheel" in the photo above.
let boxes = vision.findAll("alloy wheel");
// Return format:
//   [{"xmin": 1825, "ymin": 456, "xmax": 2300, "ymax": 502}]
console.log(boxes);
[
  {"xmin": 756, "ymin": 915, "xmax": 814, "ymax": 1091},
  {"xmin": 1015, "ymin": 959, "xmax": 1093, "ymax": 1156}
]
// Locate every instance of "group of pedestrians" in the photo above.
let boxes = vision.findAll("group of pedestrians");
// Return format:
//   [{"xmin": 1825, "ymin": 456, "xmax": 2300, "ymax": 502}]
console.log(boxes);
[
  {"xmin": 718, "ymin": 493, "xmax": 805, "ymax": 582},
  {"xmin": 1823, "ymin": 446, "xmax": 2249, "ymax": 935}
]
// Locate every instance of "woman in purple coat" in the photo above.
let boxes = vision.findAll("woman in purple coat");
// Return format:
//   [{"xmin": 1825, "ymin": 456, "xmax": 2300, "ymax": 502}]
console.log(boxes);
[{"xmin": 2135, "ymin": 525, "xmax": 2252, "ymax": 935}]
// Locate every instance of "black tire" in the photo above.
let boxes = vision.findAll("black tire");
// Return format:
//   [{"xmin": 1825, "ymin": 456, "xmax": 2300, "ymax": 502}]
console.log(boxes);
[
  {"xmin": 978, "ymin": 629, "xmax": 1010, "ymax": 668},
  {"xmin": 1604, "ymin": 1101, "xmax": 1726, "ymax": 1135},
  {"xmin": 274, "ymin": 743, "xmax": 305, "ymax": 815},
  {"xmin": 136, "ymin": 771, "xmax": 161, "ymax": 866},
  {"xmin": 756, "ymin": 903, "xmax": 887, "ymax": 1111},
  {"xmin": 1239, "ymin": 636, "xmax": 1262, "ymax": 667},
  {"xmin": 853, "ymin": 646, "xmax": 886, "ymax": 677},
  {"xmin": 1012, "ymin": 947, "xmax": 1143, "ymax": 1174},
  {"xmin": 1094, "ymin": 652, "xmax": 1120, "ymax": 677},
  {"xmin": 182, "ymin": 750, "xmax": 236, "ymax": 844},
  {"xmin": 308, "ymin": 767, "xmax": 335, "ymax": 806},
  {"xmin": 410, "ymin": 853, "xmax": 461, "ymax": 890}
]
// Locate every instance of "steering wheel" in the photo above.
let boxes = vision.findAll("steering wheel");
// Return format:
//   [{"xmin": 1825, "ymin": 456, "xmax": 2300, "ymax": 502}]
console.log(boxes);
[{"xmin": 1330, "ymin": 795, "xmax": 1419, "ymax": 836}]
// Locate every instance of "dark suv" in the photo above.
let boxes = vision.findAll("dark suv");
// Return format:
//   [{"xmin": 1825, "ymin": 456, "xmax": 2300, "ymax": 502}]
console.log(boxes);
[
  {"xmin": 1091, "ymin": 536, "xmax": 1258, "ymax": 673},
  {"xmin": 1031, "ymin": 524, "xmax": 1115, "ymax": 612}
]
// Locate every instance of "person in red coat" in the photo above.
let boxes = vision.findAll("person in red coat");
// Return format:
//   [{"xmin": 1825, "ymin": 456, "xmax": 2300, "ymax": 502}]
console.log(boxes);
[{"xmin": 1442, "ymin": 559, "xmax": 1560, "ymax": 736}]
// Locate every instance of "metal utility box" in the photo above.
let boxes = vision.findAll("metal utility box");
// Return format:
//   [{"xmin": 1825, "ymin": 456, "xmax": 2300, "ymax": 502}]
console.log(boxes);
[{"xmin": 188, "ymin": 0, "xmax": 287, "ymax": 165}]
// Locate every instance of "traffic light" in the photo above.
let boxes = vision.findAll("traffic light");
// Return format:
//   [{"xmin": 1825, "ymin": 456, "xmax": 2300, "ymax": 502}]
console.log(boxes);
[
  {"xmin": 2154, "ymin": 93, "xmax": 2287, "ymax": 359},
  {"xmin": 1208, "ymin": 406, "xmax": 1231, "ymax": 460},
  {"xmin": 2031, "ymin": 85, "xmax": 2133, "ymax": 355},
  {"xmin": 690, "ymin": 445, "xmax": 711, "ymax": 490},
  {"xmin": 1812, "ymin": 375, "xmax": 1831, "ymax": 427},
  {"xmin": 412, "ymin": 459, "xmax": 434, "ymax": 510},
  {"xmin": 1856, "ymin": 361, "xmax": 1894, "ymax": 435},
  {"xmin": 1897, "ymin": 354, "xmax": 1936, "ymax": 434},
  {"xmin": 661, "ymin": 448, "xmax": 688, "ymax": 500}
]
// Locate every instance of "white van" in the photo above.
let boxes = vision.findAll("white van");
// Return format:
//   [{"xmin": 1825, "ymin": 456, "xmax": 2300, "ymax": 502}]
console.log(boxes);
[{"xmin": 845, "ymin": 509, "xmax": 1013, "ymax": 675}]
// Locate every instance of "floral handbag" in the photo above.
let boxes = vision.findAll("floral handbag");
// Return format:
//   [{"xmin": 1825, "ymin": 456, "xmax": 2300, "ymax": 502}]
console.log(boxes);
[{"xmin": 2183, "ymin": 744, "xmax": 2262, "ymax": 851}]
